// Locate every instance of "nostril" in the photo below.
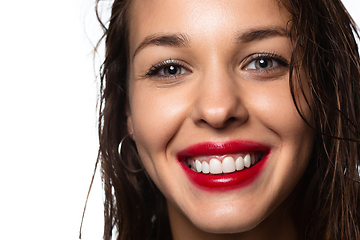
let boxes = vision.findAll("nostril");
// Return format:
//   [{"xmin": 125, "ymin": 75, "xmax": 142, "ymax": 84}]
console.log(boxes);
[
  {"xmin": 222, "ymin": 117, "xmax": 239, "ymax": 126},
  {"xmin": 226, "ymin": 117, "xmax": 237, "ymax": 123},
  {"xmin": 199, "ymin": 116, "xmax": 239, "ymax": 129},
  {"xmin": 191, "ymin": 95, "xmax": 249, "ymax": 129}
]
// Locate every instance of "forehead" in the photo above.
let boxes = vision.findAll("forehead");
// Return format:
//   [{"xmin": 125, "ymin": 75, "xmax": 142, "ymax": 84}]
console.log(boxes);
[{"xmin": 128, "ymin": 0, "xmax": 291, "ymax": 55}]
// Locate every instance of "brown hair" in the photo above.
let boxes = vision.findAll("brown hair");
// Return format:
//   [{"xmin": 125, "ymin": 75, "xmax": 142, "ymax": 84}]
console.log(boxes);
[
  {"xmin": 90, "ymin": 0, "xmax": 360, "ymax": 239},
  {"xmin": 282, "ymin": 0, "xmax": 360, "ymax": 239}
]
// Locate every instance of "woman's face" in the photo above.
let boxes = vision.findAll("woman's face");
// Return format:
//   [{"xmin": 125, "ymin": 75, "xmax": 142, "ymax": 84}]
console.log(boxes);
[{"xmin": 127, "ymin": 0, "xmax": 314, "ymax": 236}]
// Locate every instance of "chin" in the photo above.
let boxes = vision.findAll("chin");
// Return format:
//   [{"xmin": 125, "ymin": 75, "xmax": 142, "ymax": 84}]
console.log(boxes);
[
  {"xmin": 186, "ymin": 205, "xmax": 268, "ymax": 235},
  {"xmin": 198, "ymin": 222, "xmax": 257, "ymax": 234}
]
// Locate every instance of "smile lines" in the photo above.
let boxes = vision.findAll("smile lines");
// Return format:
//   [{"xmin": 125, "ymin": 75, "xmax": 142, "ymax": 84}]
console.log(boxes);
[{"xmin": 187, "ymin": 152, "xmax": 263, "ymax": 174}]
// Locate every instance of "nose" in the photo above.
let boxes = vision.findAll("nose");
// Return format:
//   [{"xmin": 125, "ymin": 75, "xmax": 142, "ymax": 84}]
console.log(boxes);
[{"xmin": 191, "ymin": 67, "xmax": 249, "ymax": 129}]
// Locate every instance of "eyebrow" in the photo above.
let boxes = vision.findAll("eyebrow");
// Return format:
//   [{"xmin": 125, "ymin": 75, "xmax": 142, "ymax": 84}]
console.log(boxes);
[
  {"xmin": 237, "ymin": 28, "xmax": 289, "ymax": 43},
  {"xmin": 132, "ymin": 28, "xmax": 288, "ymax": 60},
  {"xmin": 132, "ymin": 33, "xmax": 190, "ymax": 60}
]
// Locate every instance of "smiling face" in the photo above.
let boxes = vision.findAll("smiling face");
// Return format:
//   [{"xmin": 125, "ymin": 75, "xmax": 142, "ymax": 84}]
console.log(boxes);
[{"xmin": 126, "ymin": 0, "xmax": 314, "ymax": 238}]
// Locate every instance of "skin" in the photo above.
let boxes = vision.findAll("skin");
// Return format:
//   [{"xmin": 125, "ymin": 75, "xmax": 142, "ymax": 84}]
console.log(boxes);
[{"xmin": 126, "ymin": 0, "xmax": 314, "ymax": 239}]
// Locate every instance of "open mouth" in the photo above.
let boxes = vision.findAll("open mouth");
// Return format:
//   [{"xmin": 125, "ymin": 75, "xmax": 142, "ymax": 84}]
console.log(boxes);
[
  {"xmin": 177, "ymin": 141, "xmax": 270, "ymax": 190},
  {"xmin": 186, "ymin": 152, "xmax": 264, "ymax": 174}
]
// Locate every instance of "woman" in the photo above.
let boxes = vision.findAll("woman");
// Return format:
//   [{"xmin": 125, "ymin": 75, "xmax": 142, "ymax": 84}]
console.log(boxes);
[{"xmin": 92, "ymin": 0, "xmax": 360, "ymax": 239}]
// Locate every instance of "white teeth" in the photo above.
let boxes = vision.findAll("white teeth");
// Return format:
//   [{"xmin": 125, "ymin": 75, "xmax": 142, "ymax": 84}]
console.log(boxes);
[
  {"xmin": 222, "ymin": 157, "xmax": 235, "ymax": 173},
  {"xmin": 209, "ymin": 158, "xmax": 222, "ymax": 174},
  {"xmin": 235, "ymin": 156, "xmax": 244, "ymax": 170},
  {"xmin": 195, "ymin": 160, "xmax": 202, "ymax": 172},
  {"xmin": 202, "ymin": 161, "xmax": 210, "ymax": 173},
  {"xmin": 244, "ymin": 154, "xmax": 251, "ymax": 168},
  {"xmin": 188, "ymin": 152, "xmax": 262, "ymax": 174}
]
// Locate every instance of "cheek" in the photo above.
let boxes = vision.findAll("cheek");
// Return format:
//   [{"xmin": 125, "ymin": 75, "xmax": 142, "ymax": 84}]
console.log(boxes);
[
  {"xmin": 251, "ymin": 81, "xmax": 312, "ymax": 138},
  {"xmin": 129, "ymin": 83, "xmax": 189, "ymax": 161},
  {"xmin": 254, "ymin": 81, "xmax": 314, "ymax": 180}
]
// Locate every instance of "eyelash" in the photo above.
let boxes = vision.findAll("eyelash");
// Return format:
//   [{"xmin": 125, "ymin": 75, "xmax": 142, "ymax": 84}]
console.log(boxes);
[{"xmin": 145, "ymin": 52, "xmax": 289, "ymax": 79}]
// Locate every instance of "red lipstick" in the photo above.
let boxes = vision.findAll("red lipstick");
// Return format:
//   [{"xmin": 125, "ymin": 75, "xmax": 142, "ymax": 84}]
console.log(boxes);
[{"xmin": 177, "ymin": 141, "xmax": 270, "ymax": 191}]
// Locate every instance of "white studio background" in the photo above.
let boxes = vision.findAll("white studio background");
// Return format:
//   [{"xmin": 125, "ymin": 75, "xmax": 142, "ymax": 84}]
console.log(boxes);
[{"xmin": 0, "ymin": 0, "xmax": 359, "ymax": 240}]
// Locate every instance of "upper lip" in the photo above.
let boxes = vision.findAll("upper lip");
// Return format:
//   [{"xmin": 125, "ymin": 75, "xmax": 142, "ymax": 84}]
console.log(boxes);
[{"xmin": 176, "ymin": 140, "xmax": 270, "ymax": 161}]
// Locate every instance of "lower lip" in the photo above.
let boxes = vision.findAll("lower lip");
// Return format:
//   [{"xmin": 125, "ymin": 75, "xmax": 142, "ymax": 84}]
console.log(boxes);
[{"xmin": 180, "ymin": 154, "xmax": 269, "ymax": 191}]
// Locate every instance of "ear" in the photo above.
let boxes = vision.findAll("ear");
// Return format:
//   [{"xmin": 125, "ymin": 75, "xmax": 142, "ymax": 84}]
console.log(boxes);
[{"xmin": 126, "ymin": 105, "xmax": 135, "ymax": 140}]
